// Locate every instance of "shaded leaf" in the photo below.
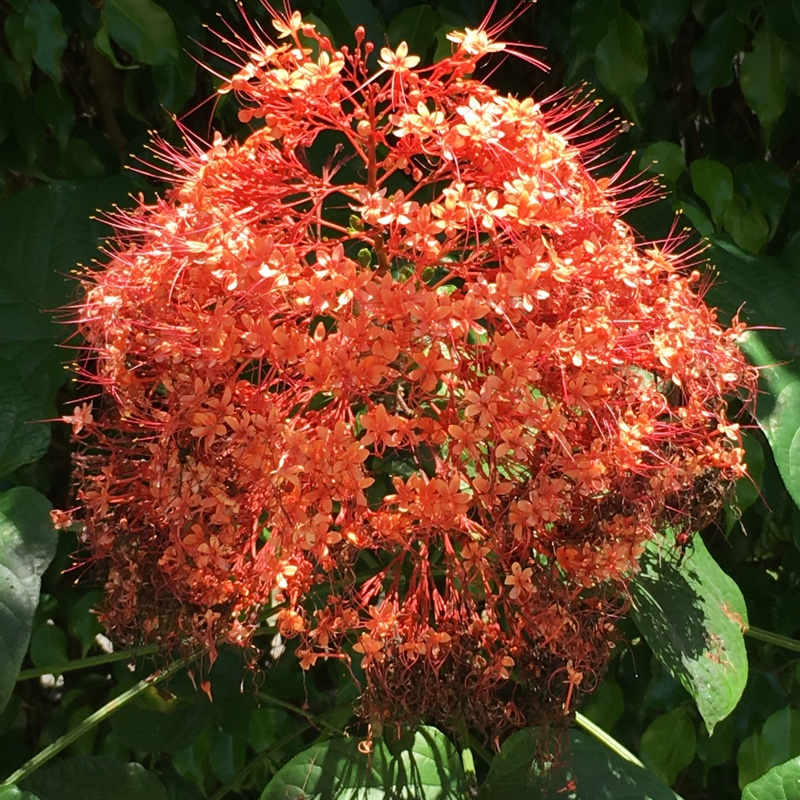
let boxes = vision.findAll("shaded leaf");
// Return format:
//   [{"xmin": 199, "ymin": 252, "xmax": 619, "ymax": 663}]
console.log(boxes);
[
  {"xmin": 742, "ymin": 755, "xmax": 800, "ymax": 800},
  {"xmin": 570, "ymin": 0, "xmax": 621, "ymax": 64},
  {"xmin": 22, "ymin": 0, "xmax": 66, "ymax": 82},
  {"xmin": 0, "ymin": 359, "xmax": 51, "ymax": 477},
  {"xmin": 480, "ymin": 728, "xmax": 683, "ymax": 799},
  {"xmin": 690, "ymin": 159, "xmax": 734, "ymax": 223},
  {"xmin": 0, "ymin": 487, "xmax": 55, "ymax": 713},
  {"xmin": 738, "ymin": 709, "xmax": 800, "ymax": 789},
  {"xmin": 690, "ymin": 11, "xmax": 746, "ymax": 95},
  {"xmin": 741, "ymin": 26, "xmax": 787, "ymax": 138},
  {"xmin": 734, "ymin": 161, "xmax": 790, "ymax": 235},
  {"xmin": 104, "ymin": 0, "xmax": 179, "ymax": 66},
  {"xmin": 639, "ymin": 708, "xmax": 697, "ymax": 785},
  {"xmin": 633, "ymin": 0, "xmax": 689, "ymax": 42},
  {"xmin": 723, "ymin": 194, "xmax": 770, "ymax": 254},
  {"xmin": 386, "ymin": 6, "xmax": 439, "ymax": 59},
  {"xmin": 260, "ymin": 727, "xmax": 465, "ymax": 799},
  {"xmin": 20, "ymin": 757, "xmax": 167, "ymax": 800},
  {"xmin": 629, "ymin": 537, "xmax": 748, "ymax": 734},
  {"xmin": 595, "ymin": 13, "xmax": 648, "ymax": 122}
]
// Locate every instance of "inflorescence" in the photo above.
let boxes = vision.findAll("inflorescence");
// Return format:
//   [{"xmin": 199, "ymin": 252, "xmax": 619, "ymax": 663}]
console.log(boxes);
[{"xmin": 66, "ymin": 8, "xmax": 755, "ymax": 742}]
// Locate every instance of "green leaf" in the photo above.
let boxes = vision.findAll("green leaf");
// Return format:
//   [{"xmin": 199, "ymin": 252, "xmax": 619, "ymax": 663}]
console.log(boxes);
[
  {"xmin": 0, "ymin": 359, "xmax": 51, "ymax": 477},
  {"xmin": 640, "ymin": 142, "xmax": 686, "ymax": 183},
  {"xmin": 734, "ymin": 161, "xmax": 790, "ymax": 236},
  {"xmin": 629, "ymin": 537, "xmax": 749, "ymax": 734},
  {"xmin": 4, "ymin": 13, "xmax": 34, "ymax": 90},
  {"xmin": 690, "ymin": 11, "xmax": 746, "ymax": 95},
  {"xmin": 29, "ymin": 623, "xmax": 68, "ymax": 672},
  {"xmin": 0, "ymin": 487, "xmax": 55, "ymax": 713},
  {"xmin": 20, "ymin": 757, "xmax": 167, "ymax": 800},
  {"xmin": 632, "ymin": 0, "xmax": 690, "ymax": 43},
  {"xmin": 738, "ymin": 709, "xmax": 800, "ymax": 789},
  {"xmin": 690, "ymin": 159, "xmax": 734, "ymax": 224},
  {"xmin": 480, "ymin": 728, "xmax": 684, "ymax": 799},
  {"xmin": 22, "ymin": 0, "xmax": 66, "ymax": 82},
  {"xmin": 570, "ymin": 0, "xmax": 621, "ymax": 65},
  {"xmin": 762, "ymin": 0, "xmax": 800, "ymax": 46},
  {"xmin": 386, "ymin": 6, "xmax": 439, "ymax": 59},
  {"xmin": 595, "ymin": 13, "xmax": 648, "ymax": 123},
  {"xmin": 741, "ymin": 26, "xmax": 787, "ymax": 139},
  {"xmin": 103, "ymin": 0, "xmax": 179, "ymax": 66},
  {"xmin": 742, "ymin": 755, "xmax": 800, "ymax": 800},
  {"xmin": 722, "ymin": 194, "xmax": 770, "ymax": 254},
  {"xmin": 639, "ymin": 708, "xmax": 697, "ymax": 785},
  {"xmin": 260, "ymin": 727, "xmax": 466, "ymax": 799},
  {"xmin": 0, "ymin": 788, "xmax": 40, "ymax": 800},
  {"xmin": 111, "ymin": 684, "xmax": 211, "ymax": 754},
  {"xmin": 752, "ymin": 355, "xmax": 800, "ymax": 510}
]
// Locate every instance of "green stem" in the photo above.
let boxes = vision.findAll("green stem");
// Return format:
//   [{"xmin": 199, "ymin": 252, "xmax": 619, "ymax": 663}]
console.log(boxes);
[
  {"xmin": 1, "ymin": 655, "xmax": 192, "ymax": 787},
  {"xmin": 745, "ymin": 625, "xmax": 800, "ymax": 653},
  {"xmin": 574, "ymin": 712, "xmax": 644, "ymax": 768},
  {"xmin": 256, "ymin": 692, "xmax": 342, "ymax": 735},
  {"xmin": 16, "ymin": 644, "xmax": 163, "ymax": 681},
  {"xmin": 461, "ymin": 744, "xmax": 477, "ymax": 789}
]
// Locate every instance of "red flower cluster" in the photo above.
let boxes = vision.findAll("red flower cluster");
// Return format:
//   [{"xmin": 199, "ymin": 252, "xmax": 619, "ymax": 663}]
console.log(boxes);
[{"xmin": 70, "ymin": 9, "xmax": 754, "ymax": 740}]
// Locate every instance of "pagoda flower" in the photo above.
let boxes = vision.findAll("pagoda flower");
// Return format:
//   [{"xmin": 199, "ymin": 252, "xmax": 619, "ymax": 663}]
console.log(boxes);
[{"xmin": 69, "ymin": 5, "xmax": 755, "ymax": 743}]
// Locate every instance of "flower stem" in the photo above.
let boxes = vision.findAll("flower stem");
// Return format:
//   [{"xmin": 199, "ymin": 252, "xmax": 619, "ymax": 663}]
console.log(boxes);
[
  {"xmin": 15, "ymin": 643, "xmax": 163, "ymax": 681},
  {"xmin": 574, "ymin": 712, "xmax": 645, "ymax": 768}
]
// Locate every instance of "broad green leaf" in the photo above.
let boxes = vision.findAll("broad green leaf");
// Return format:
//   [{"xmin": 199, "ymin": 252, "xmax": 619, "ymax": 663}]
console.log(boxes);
[
  {"xmin": 0, "ymin": 177, "xmax": 136, "ymax": 401},
  {"xmin": 677, "ymin": 201, "xmax": 714, "ymax": 236},
  {"xmin": 4, "ymin": 13, "xmax": 33, "ymax": 89},
  {"xmin": 22, "ymin": 0, "xmax": 66, "ymax": 82},
  {"xmin": 741, "ymin": 27, "xmax": 787, "ymax": 138},
  {"xmin": 639, "ymin": 708, "xmax": 697, "ymax": 785},
  {"xmin": 20, "ymin": 757, "xmax": 167, "ymax": 800},
  {"xmin": 640, "ymin": 142, "xmax": 686, "ymax": 183},
  {"xmin": 753, "ymin": 358, "xmax": 800, "ymax": 510},
  {"xmin": 690, "ymin": 11, "xmax": 746, "ymax": 95},
  {"xmin": 696, "ymin": 716, "xmax": 736, "ymax": 768},
  {"xmin": 722, "ymin": 194, "xmax": 770, "ymax": 254},
  {"xmin": 0, "ymin": 359, "xmax": 51, "ymax": 477},
  {"xmin": 734, "ymin": 161, "xmax": 790, "ymax": 235},
  {"xmin": 629, "ymin": 537, "xmax": 748, "ymax": 734},
  {"xmin": 580, "ymin": 680, "xmax": 624, "ymax": 733},
  {"xmin": 595, "ymin": 13, "xmax": 648, "ymax": 123},
  {"xmin": 632, "ymin": 0, "xmax": 689, "ymax": 42},
  {"xmin": 763, "ymin": 0, "xmax": 800, "ymax": 46},
  {"xmin": 569, "ymin": 0, "xmax": 621, "ymax": 65},
  {"xmin": 738, "ymin": 709, "xmax": 800, "ymax": 789},
  {"xmin": 690, "ymin": 159, "xmax": 734, "ymax": 223},
  {"xmin": 386, "ymin": 6, "xmax": 439, "ymax": 58},
  {"xmin": 0, "ymin": 487, "xmax": 55, "ymax": 713},
  {"xmin": 29, "ymin": 623, "xmax": 68, "ymax": 672},
  {"xmin": 480, "ymin": 728, "xmax": 683, "ymax": 799},
  {"xmin": 104, "ymin": 0, "xmax": 179, "ymax": 66},
  {"xmin": 33, "ymin": 83, "xmax": 74, "ymax": 151},
  {"xmin": 742, "ymin": 755, "xmax": 800, "ymax": 800},
  {"xmin": 260, "ymin": 727, "xmax": 465, "ymax": 799}
]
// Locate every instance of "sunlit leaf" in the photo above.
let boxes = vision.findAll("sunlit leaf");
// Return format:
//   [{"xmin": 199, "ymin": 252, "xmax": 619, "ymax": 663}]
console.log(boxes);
[
  {"xmin": 630, "ymin": 537, "xmax": 748, "ymax": 734},
  {"xmin": 0, "ymin": 487, "xmax": 55, "ymax": 713}
]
